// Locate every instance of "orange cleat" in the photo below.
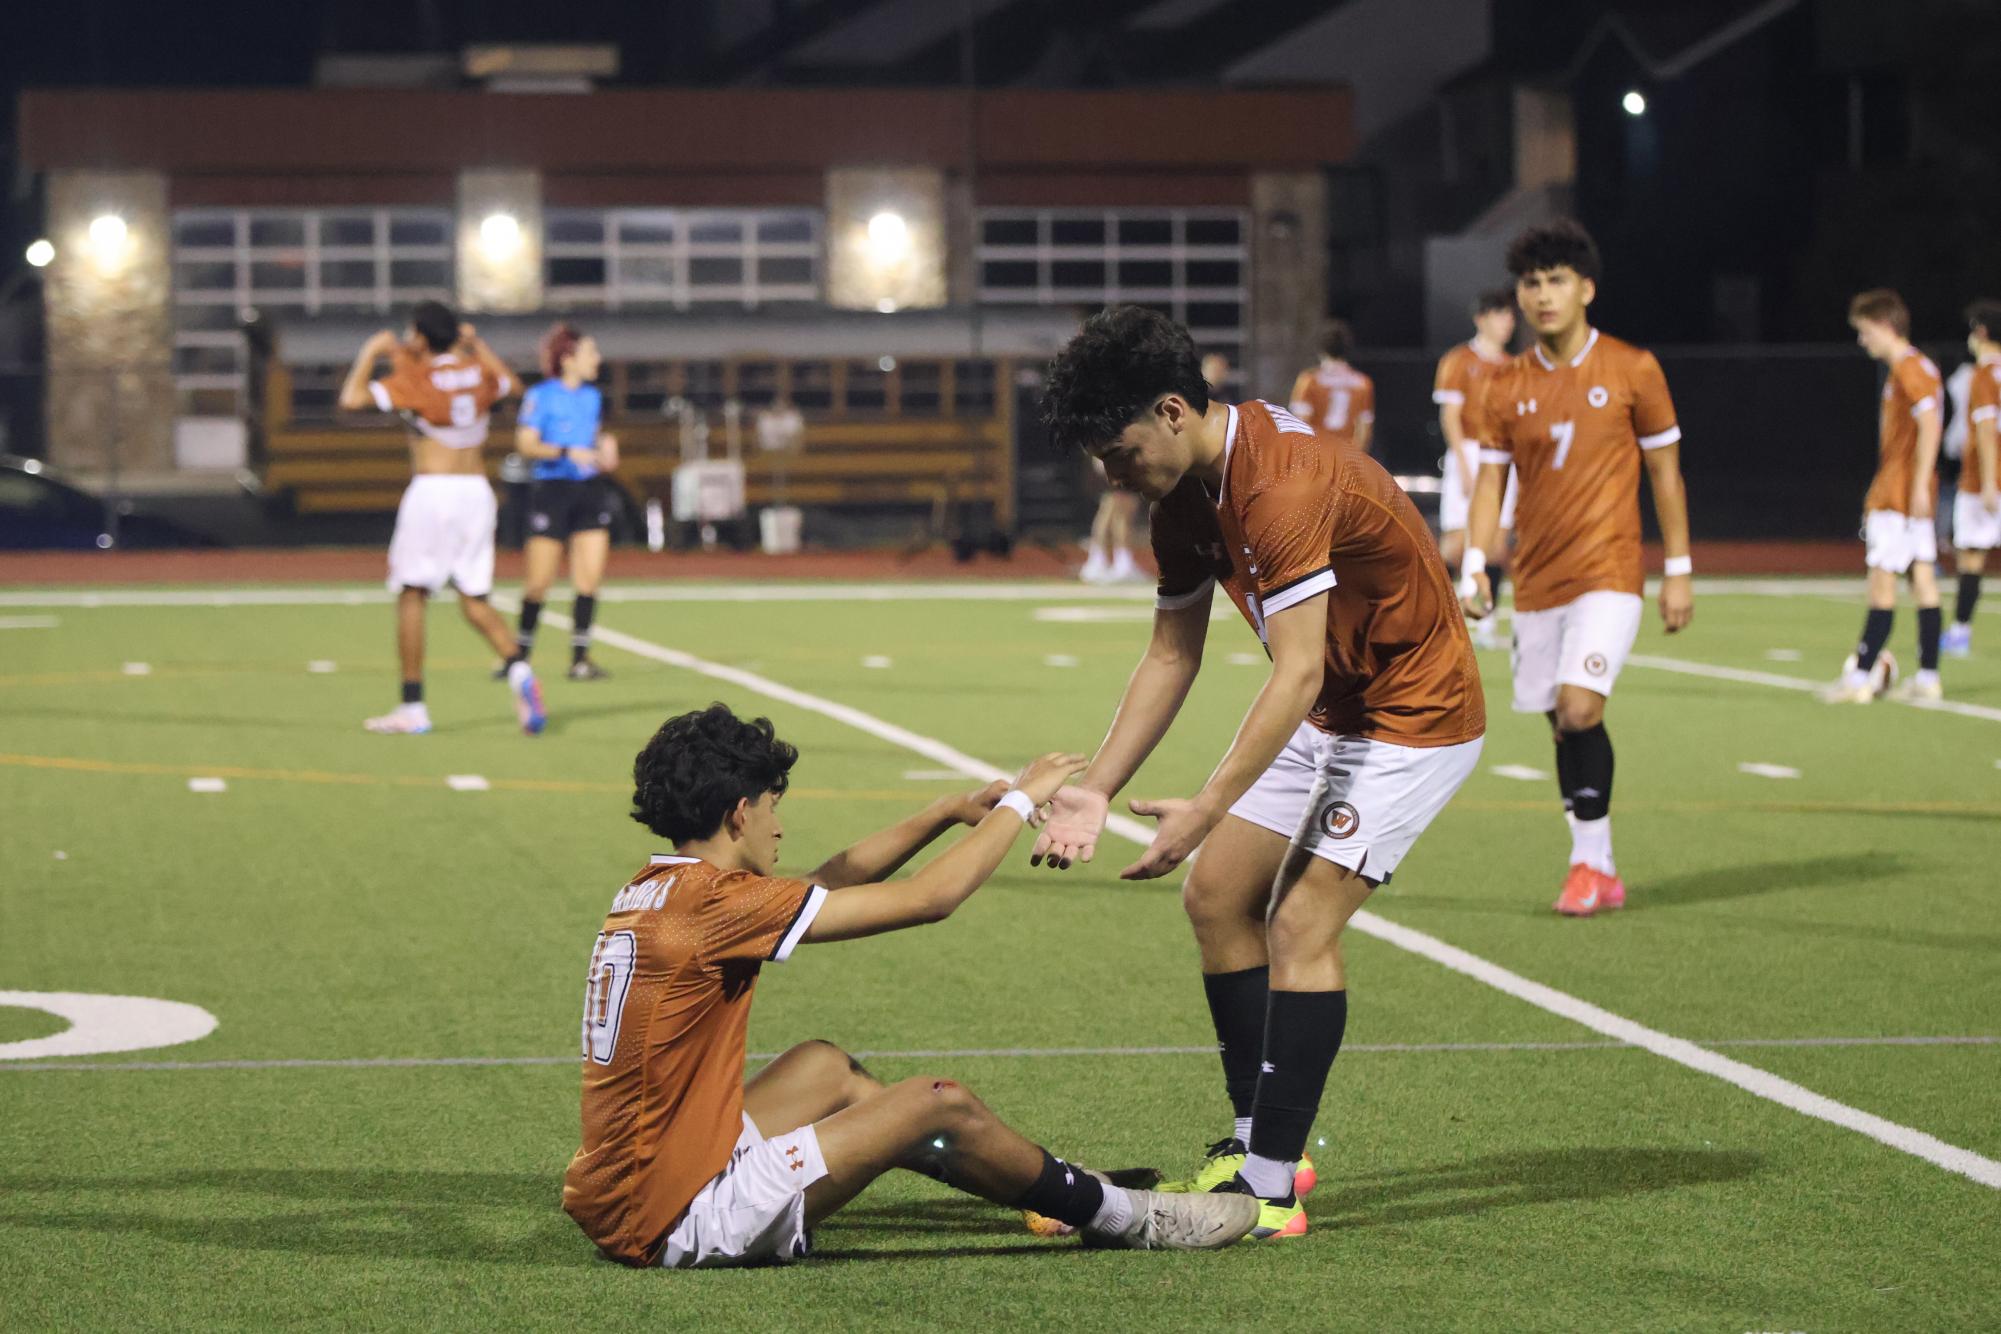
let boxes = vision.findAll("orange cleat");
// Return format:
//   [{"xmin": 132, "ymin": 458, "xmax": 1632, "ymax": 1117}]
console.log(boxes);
[
  {"xmin": 1597, "ymin": 871, "xmax": 1626, "ymax": 911},
  {"xmin": 1553, "ymin": 863, "xmax": 1607, "ymax": 916}
]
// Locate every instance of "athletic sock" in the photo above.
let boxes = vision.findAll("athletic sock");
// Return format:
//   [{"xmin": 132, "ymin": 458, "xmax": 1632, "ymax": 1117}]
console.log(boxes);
[
  {"xmin": 1571, "ymin": 816, "xmax": 1614, "ymax": 876},
  {"xmin": 516, "ymin": 599, "xmax": 542, "ymax": 656},
  {"xmin": 401, "ymin": 680, "xmax": 423, "ymax": 705},
  {"xmin": 572, "ymin": 594, "xmax": 597, "ymax": 665},
  {"xmin": 1557, "ymin": 723, "xmax": 1615, "ymax": 871},
  {"xmin": 1202, "ymin": 966, "xmax": 1270, "ymax": 1125},
  {"xmin": 1917, "ymin": 606, "xmax": 1942, "ymax": 671},
  {"xmin": 1245, "ymin": 990, "xmax": 1348, "ymax": 1198},
  {"xmin": 1486, "ymin": 563, "xmax": 1506, "ymax": 611},
  {"xmin": 1233, "ymin": 1116, "xmax": 1254, "ymax": 1146},
  {"xmin": 1955, "ymin": 573, "xmax": 1982, "ymax": 628},
  {"xmin": 1011, "ymin": 1149, "xmax": 1107, "ymax": 1230},
  {"xmin": 1087, "ymin": 1183, "xmax": 1135, "ymax": 1235},
  {"xmin": 1854, "ymin": 607, "xmax": 1894, "ymax": 673},
  {"xmin": 1552, "ymin": 728, "xmax": 1578, "ymax": 816}
]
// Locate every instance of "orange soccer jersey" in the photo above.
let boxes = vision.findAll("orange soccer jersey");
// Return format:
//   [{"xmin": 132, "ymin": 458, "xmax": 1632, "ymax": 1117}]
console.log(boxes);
[
  {"xmin": 1862, "ymin": 347, "xmax": 1944, "ymax": 515},
  {"xmin": 1470, "ymin": 330, "xmax": 1680, "ymax": 612},
  {"xmin": 561, "ymin": 855, "xmax": 827, "ymax": 1267},
  {"xmin": 1433, "ymin": 341, "xmax": 1509, "ymax": 420},
  {"xmin": 369, "ymin": 348, "xmax": 514, "ymax": 449},
  {"xmin": 1289, "ymin": 362, "xmax": 1376, "ymax": 451},
  {"xmin": 1968, "ymin": 354, "xmax": 2001, "ymax": 496},
  {"xmin": 1150, "ymin": 400, "xmax": 1484, "ymax": 747}
]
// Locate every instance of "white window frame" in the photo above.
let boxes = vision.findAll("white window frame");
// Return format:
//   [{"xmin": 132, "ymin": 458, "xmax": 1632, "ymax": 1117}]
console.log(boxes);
[{"xmin": 544, "ymin": 207, "xmax": 822, "ymax": 311}]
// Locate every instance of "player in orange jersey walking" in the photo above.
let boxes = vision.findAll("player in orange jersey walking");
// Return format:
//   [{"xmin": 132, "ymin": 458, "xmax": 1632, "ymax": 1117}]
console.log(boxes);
[
  {"xmin": 1288, "ymin": 318, "xmax": 1375, "ymax": 455},
  {"xmin": 561, "ymin": 704, "xmax": 1258, "ymax": 1268},
  {"xmin": 1461, "ymin": 220, "xmax": 1693, "ymax": 917},
  {"xmin": 336, "ymin": 301, "xmax": 546, "ymax": 735},
  {"xmin": 1435, "ymin": 289, "xmax": 1519, "ymax": 648},
  {"xmin": 1823, "ymin": 289, "xmax": 1946, "ymax": 703},
  {"xmin": 1941, "ymin": 302, "xmax": 2000, "ymax": 657},
  {"xmin": 1033, "ymin": 307, "xmax": 1485, "ymax": 1240}
]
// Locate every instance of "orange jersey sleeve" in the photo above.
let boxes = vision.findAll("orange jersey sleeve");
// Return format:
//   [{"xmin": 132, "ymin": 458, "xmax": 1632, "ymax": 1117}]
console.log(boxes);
[
  {"xmin": 1969, "ymin": 362, "xmax": 2001, "ymax": 494},
  {"xmin": 1433, "ymin": 347, "xmax": 1472, "ymax": 406},
  {"xmin": 1629, "ymin": 351, "xmax": 1681, "ymax": 447},
  {"xmin": 1237, "ymin": 415, "xmax": 1339, "ymax": 612},
  {"xmin": 702, "ymin": 870, "xmax": 825, "ymax": 965},
  {"xmin": 1149, "ymin": 490, "xmax": 1229, "ymax": 609}
]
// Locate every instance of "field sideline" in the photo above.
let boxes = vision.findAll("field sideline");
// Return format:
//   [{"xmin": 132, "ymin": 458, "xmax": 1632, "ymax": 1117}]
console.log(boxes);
[{"xmin": 3, "ymin": 575, "xmax": 1998, "ymax": 1331}]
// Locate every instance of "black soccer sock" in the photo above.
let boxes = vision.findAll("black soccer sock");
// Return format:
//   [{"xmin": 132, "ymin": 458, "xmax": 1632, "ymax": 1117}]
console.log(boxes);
[
  {"xmin": 1010, "ymin": 1148, "xmax": 1107, "ymax": 1229},
  {"xmin": 1956, "ymin": 573, "xmax": 1983, "ymax": 627},
  {"xmin": 1247, "ymin": 989, "xmax": 1348, "ymax": 1170},
  {"xmin": 572, "ymin": 593, "xmax": 597, "ymax": 664},
  {"xmin": 1550, "ymin": 719, "xmax": 1578, "ymax": 815},
  {"xmin": 516, "ymin": 599, "xmax": 542, "ymax": 656},
  {"xmin": 401, "ymin": 680, "xmax": 423, "ymax": 706},
  {"xmin": 1557, "ymin": 723, "xmax": 1614, "ymax": 822},
  {"xmin": 1854, "ymin": 608, "xmax": 1893, "ymax": 673},
  {"xmin": 1917, "ymin": 606, "xmax": 1942, "ymax": 671},
  {"xmin": 1202, "ymin": 966, "xmax": 1270, "ymax": 1122},
  {"xmin": 1485, "ymin": 563, "xmax": 1506, "ymax": 612}
]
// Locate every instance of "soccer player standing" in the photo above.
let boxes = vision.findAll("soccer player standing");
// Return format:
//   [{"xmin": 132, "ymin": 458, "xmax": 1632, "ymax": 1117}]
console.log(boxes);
[
  {"xmin": 1033, "ymin": 307, "xmax": 1485, "ymax": 1239},
  {"xmin": 1288, "ymin": 318, "xmax": 1375, "ymax": 455},
  {"xmin": 1824, "ymin": 289, "xmax": 1946, "ymax": 702},
  {"xmin": 336, "ymin": 301, "xmax": 546, "ymax": 735},
  {"xmin": 514, "ymin": 322, "xmax": 621, "ymax": 681},
  {"xmin": 561, "ymin": 704, "xmax": 1258, "ymax": 1266},
  {"xmin": 1943, "ymin": 301, "xmax": 2001, "ymax": 656},
  {"xmin": 1435, "ymin": 289, "xmax": 1519, "ymax": 647},
  {"xmin": 1461, "ymin": 220, "xmax": 1693, "ymax": 917}
]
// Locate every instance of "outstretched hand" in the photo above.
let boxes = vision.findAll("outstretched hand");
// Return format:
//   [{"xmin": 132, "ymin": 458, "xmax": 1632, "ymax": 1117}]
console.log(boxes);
[
  {"xmin": 1119, "ymin": 797, "xmax": 1216, "ymax": 880},
  {"xmin": 950, "ymin": 779, "xmax": 1011, "ymax": 826},
  {"xmin": 1029, "ymin": 784, "xmax": 1109, "ymax": 870}
]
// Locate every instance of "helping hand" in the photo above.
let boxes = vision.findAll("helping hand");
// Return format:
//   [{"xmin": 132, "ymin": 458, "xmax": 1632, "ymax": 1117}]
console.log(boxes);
[
  {"xmin": 951, "ymin": 779, "xmax": 1011, "ymax": 827},
  {"xmin": 1011, "ymin": 752, "xmax": 1089, "ymax": 808},
  {"xmin": 1118, "ymin": 797, "xmax": 1217, "ymax": 881},
  {"xmin": 1029, "ymin": 784, "xmax": 1109, "ymax": 870}
]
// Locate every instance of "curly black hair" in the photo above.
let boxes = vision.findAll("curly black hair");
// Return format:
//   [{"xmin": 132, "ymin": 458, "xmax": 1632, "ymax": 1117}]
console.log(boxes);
[
  {"xmin": 409, "ymin": 300, "xmax": 460, "ymax": 355},
  {"xmin": 1473, "ymin": 288, "xmax": 1516, "ymax": 316},
  {"xmin": 1318, "ymin": 318, "xmax": 1355, "ymax": 360},
  {"xmin": 1042, "ymin": 305, "xmax": 1209, "ymax": 453},
  {"xmin": 1966, "ymin": 300, "xmax": 2001, "ymax": 342},
  {"xmin": 631, "ymin": 703, "xmax": 798, "ymax": 843},
  {"xmin": 1505, "ymin": 220, "xmax": 1602, "ymax": 284}
]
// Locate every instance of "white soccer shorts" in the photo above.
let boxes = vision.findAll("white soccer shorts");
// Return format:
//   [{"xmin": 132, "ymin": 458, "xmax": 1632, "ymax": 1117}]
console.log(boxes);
[
  {"xmin": 658, "ymin": 1112, "xmax": 829, "ymax": 1269},
  {"xmin": 1227, "ymin": 723, "xmax": 1483, "ymax": 883},
  {"xmin": 1438, "ymin": 445, "xmax": 1518, "ymax": 533},
  {"xmin": 1863, "ymin": 508, "xmax": 1939, "ymax": 573},
  {"xmin": 386, "ymin": 475, "xmax": 499, "ymax": 597},
  {"xmin": 1509, "ymin": 590, "xmax": 1644, "ymax": 712},
  {"xmin": 1952, "ymin": 491, "xmax": 2001, "ymax": 552}
]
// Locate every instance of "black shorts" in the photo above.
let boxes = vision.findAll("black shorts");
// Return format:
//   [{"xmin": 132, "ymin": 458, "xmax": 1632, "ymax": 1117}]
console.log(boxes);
[{"xmin": 526, "ymin": 477, "xmax": 615, "ymax": 542}]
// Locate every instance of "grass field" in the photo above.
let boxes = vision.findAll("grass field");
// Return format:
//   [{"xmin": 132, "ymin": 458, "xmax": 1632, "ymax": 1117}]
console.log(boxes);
[{"xmin": 2, "ymin": 575, "xmax": 1998, "ymax": 1332}]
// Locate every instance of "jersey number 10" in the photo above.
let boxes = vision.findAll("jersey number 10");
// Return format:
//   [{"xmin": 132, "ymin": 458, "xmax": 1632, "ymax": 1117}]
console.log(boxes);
[{"xmin": 581, "ymin": 930, "xmax": 637, "ymax": 1065}]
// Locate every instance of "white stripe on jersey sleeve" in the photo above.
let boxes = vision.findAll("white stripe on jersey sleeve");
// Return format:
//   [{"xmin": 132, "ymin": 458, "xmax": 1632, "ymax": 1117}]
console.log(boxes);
[
  {"xmin": 1431, "ymin": 389, "xmax": 1465, "ymax": 404},
  {"xmin": 1260, "ymin": 568, "xmax": 1336, "ymax": 617},
  {"xmin": 1638, "ymin": 425, "xmax": 1683, "ymax": 450},
  {"xmin": 1910, "ymin": 396, "xmax": 1938, "ymax": 418},
  {"xmin": 772, "ymin": 885, "xmax": 829, "ymax": 962}
]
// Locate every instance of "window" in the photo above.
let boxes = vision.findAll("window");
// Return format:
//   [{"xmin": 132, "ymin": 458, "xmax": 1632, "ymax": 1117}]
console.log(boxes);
[
  {"xmin": 976, "ymin": 208, "xmax": 1249, "ymax": 355},
  {"xmin": 170, "ymin": 207, "xmax": 455, "ymax": 416},
  {"xmin": 543, "ymin": 208, "xmax": 822, "ymax": 311}
]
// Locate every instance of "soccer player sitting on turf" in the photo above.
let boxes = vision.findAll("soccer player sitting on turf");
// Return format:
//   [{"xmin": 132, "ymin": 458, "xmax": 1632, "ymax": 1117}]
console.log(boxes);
[
  {"xmin": 1030, "ymin": 307, "xmax": 1486, "ymax": 1240},
  {"xmin": 336, "ymin": 302, "xmax": 547, "ymax": 736},
  {"xmin": 561, "ymin": 703, "xmax": 1260, "ymax": 1268},
  {"xmin": 1943, "ymin": 301, "xmax": 2001, "ymax": 656},
  {"xmin": 1461, "ymin": 220, "xmax": 1694, "ymax": 917},
  {"xmin": 1824, "ymin": 289, "xmax": 1946, "ymax": 702}
]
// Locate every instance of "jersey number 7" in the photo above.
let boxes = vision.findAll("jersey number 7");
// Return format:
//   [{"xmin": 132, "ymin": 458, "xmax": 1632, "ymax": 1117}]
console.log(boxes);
[{"xmin": 1550, "ymin": 420, "xmax": 1576, "ymax": 470}]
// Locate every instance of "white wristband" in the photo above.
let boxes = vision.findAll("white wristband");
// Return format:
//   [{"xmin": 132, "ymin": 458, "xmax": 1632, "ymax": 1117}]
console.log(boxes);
[
  {"xmin": 995, "ymin": 790, "xmax": 1037, "ymax": 822},
  {"xmin": 1460, "ymin": 547, "xmax": 1487, "ymax": 579},
  {"xmin": 1662, "ymin": 555, "xmax": 1693, "ymax": 577}
]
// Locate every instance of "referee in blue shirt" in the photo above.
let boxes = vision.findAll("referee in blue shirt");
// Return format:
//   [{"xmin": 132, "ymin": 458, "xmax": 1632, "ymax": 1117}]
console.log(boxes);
[{"xmin": 514, "ymin": 323, "xmax": 619, "ymax": 679}]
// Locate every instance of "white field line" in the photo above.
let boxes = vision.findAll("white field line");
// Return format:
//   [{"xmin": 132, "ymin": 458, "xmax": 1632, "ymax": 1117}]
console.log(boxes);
[
  {"xmin": 1627, "ymin": 653, "xmax": 2001, "ymax": 724},
  {"xmin": 0, "ymin": 614, "xmax": 58, "ymax": 629},
  {"xmin": 532, "ymin": 607, "xmax": 2001, "ymax": 1190},
  {"xmin": 5, "ymin": 1034, "xmax": 1993, "ymax": 1075}
]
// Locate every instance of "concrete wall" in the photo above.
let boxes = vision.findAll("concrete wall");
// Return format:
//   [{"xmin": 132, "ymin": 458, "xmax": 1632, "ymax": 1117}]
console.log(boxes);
[
  {"xmin": 1247, "ymin": 172, "xmax": 1329, "ymax": 399},
  {"xmin": 42, "ymin": 169, "xmax": 176, "ymax": 475}
]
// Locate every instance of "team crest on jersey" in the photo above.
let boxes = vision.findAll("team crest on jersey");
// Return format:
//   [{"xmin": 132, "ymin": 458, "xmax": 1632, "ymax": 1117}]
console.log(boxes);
[
  {"xmin": 1587, "ymin": 386, "xmax": 1610, "ymax": 408},
  {"xmin": 1320, "ymin": 801, "xmax": 1361, "ymax": 840},
  {"xmin": 1584, "ymin": 653, "xmax": 1609, "ymax": 677}
]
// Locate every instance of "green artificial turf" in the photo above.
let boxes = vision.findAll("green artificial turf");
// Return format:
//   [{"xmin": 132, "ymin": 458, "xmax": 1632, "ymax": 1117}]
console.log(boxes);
[{"xmin": 1, "ymin": 578, "xmax": 1997, "ymax": 1331}]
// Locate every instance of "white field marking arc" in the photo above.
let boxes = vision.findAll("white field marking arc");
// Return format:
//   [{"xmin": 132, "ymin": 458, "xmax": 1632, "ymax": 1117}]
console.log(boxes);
[
  {"xmin": 528, "ymin": 606, "xmax": 2001, "ymax": 1190},
  {"xmin": 4, "ymin": 1034, "xmax": 1994, "ymax": 1074},
  {"xmin": 0, "ymin": 991, "xmax": 219, "ymax": 1060}
]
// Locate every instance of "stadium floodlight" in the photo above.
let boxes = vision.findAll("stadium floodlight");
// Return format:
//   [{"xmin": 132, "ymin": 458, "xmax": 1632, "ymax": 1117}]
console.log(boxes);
[
  {"xmin": 87, "ymin": 214, "xmax": 128, "ymax": 254},
  {"xmin": 24, "ymin": 238, "xmax": 54, "ymax": 268},
  {"xmin": 1622, "ymin": 90, "xmax": 1647, "ymax": 116},
  {"xmin": 876, "ymin": 297, "xmax": 898, "ymax": 314},
  {"xmin": 478, "ymin": 211, "xmax": 523, "ymax": 257},
  {"xmin": 866, "ymin": 210, "xmax": 909, "ymax": 264}
]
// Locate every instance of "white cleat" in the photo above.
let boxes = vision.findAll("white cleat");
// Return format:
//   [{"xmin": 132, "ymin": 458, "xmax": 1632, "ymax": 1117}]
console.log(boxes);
[
  {"xmin": 1888, "ymin": 675, "xmax": 1943, "ymax": 702},
  {"xmin": 1082, "ymin": 1187, "xmax": 1260, "ymax": 1251},
  {"xmin": 364, "ymin": 705, "xmax": 432, "ymax": 734},
  {"xmin": 1820, "ymin": 679, "xmax": 1875, "ymax": 705}
]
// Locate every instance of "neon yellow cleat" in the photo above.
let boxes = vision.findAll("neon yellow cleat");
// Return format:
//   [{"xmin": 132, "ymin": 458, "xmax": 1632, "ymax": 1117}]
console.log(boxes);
[
  {"xmin": 1249, "ymin": 1195, "xmax": 1309, "ymax": 1240},
  {"xmin": 1158, "ymin": 1138, "xmax": 1316, "ymax": 1198}
]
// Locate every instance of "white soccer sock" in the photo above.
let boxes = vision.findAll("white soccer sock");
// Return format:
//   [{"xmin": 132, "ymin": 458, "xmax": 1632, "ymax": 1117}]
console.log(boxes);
[
  {"xmin": 1238, "ymin": 1151, "xmax": 1295, "ymax": 1199},
  {"xmin": 1109, "ymin": 549, "xmax": 1138, "ymax": 577},
  {"xmin": 1233, "ymin": 1116, "xmax": 1253, "ymax": 1147},
  {"xmin": 1089, "ymin": 1184, "xmax": 1136, "ymax": 1234},
  {"xmin": 1571, "ymin": 815, "xmax": 1614, "ymax": 876},
  {"xmin": 1916, "ymin": 668, "xmax": 1940, "ymax": 687}
]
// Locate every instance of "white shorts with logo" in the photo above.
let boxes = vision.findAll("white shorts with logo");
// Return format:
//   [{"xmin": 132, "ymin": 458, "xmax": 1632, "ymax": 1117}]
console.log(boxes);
[
  {"xmin": 386, "ymin": 475, "xmax": 498, "ymax": 596},
  {"xmin": 1438, "ymin": 446, "xmax": 1518, "ymax": 533},
  {"xmin": 1510, "ymin": 590, "xmax": 1644, "ymax": 712},
  {"xmin": 1952, "ymin": 491, "xmax": 2001, "ymax": 551},
  {"xmin": 1863, "ymin": 508, "xmax": 1939, "ymax": 573},
  {"xmin": 1227, "ymin": 724, "xmax": 1483, "ymax": 883},
  {"xmin": 658, "ymin": 1112, "xmax": 830, "ymax": 1269}
]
